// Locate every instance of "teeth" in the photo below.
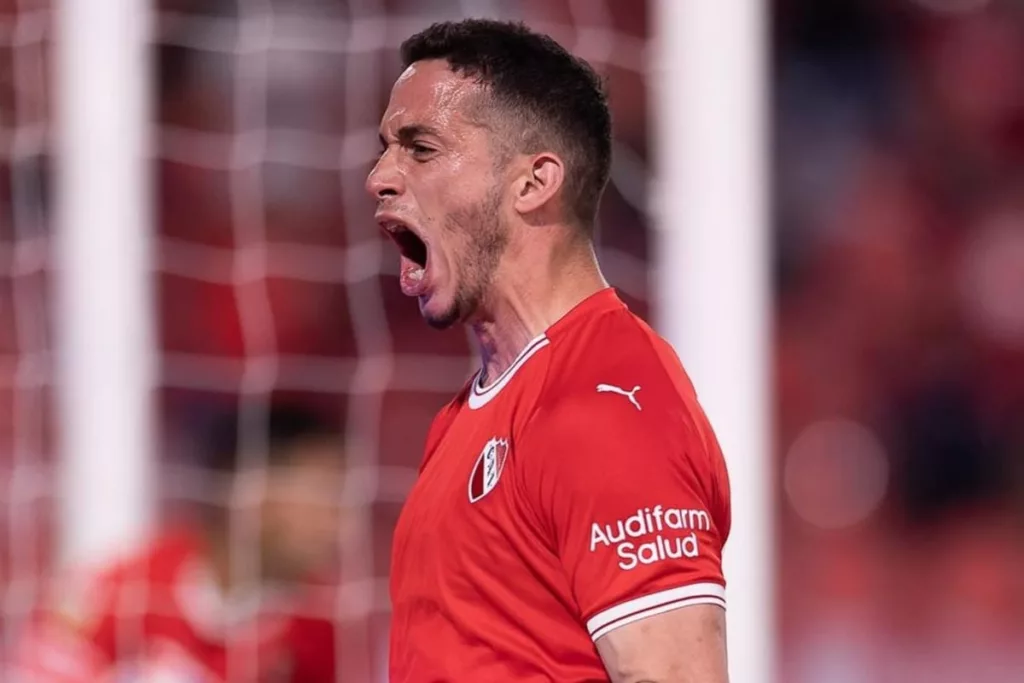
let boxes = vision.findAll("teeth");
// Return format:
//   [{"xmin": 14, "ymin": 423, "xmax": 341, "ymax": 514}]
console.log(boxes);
[{"xmin": 408, "ymin": 267, "xmax": 424, "ymax": 280}]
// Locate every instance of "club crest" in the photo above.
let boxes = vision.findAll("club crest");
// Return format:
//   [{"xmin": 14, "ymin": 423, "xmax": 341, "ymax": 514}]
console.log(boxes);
[{"xmin": 468, "ymin": 437, "xmax": 510, "ymax": 503}]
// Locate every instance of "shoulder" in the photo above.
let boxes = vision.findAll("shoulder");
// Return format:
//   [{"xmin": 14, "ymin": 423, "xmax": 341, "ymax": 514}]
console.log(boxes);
[
  {"xmin": 520, "ymin": 307, "xmax": 728, "ymax": 495},
  {"xmin": 535, "ymin": 306, "xmax": 701, "ymax": 442}
]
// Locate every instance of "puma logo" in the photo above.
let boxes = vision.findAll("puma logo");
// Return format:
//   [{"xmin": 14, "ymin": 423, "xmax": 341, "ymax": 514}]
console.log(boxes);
[{"xmin": 596, "ymin": 384, "xmax": 642, "ymax": 411}]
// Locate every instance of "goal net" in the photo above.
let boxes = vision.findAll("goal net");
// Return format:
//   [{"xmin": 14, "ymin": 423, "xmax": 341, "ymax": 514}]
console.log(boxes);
[
  {"xmin": 0, "ymin": 0, "xmax": 654, "ymax": 680},
  {"xmin": 0, "ymin": 0, "xmax": 56, "ymax": 672}
]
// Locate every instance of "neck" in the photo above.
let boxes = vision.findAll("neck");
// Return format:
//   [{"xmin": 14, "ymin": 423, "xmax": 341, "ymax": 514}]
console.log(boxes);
[{"xmin": 472, "ymin": 233, "xmax": 607, "ymax": 385}]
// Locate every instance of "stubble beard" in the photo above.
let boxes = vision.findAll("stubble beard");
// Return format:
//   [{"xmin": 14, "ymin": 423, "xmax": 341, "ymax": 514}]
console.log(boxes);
[{"xmin": 423, "ymin": 189, "xmax": 507, "ymax": 330}]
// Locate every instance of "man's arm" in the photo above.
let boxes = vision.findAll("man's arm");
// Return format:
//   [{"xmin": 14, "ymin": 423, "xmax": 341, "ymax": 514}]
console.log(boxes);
[{"xmin": 596, "ymin": 604, "xmax": 728, "ymax": 683}]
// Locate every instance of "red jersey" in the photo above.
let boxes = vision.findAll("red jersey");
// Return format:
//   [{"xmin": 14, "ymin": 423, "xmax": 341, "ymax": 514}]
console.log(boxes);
[
  {"xmin": 390, "ymin": 288, "xmax": 731, "ymax": 681},
  {"xmin": 18, "ymin": 529, "xmax": 335, "ymax": 683}
]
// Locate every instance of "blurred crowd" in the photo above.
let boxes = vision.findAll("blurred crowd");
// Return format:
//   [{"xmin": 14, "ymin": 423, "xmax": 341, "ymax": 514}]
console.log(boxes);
[{"xmin": 775, "ymin": 1, "xmax": 1024, "ymax": 680}]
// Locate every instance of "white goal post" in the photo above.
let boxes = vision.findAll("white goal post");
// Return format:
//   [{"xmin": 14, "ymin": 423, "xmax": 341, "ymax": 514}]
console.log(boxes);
[
  {"xmin": 652, "ymin": 1, "xmax": 773, "ymax": 681},
  {"xmin": 54, "ymin": 0, "xmax": 155, "ymax": 569}
]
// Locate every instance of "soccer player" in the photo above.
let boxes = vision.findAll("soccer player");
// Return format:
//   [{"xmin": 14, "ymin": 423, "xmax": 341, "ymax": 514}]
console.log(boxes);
[
  {"xmin": 368, "ymin": 19, "xmax": 732, "ymax": 683},
  {"xmin": 19, "ymin": 402, "xmax": 344, "ymax": 682}
]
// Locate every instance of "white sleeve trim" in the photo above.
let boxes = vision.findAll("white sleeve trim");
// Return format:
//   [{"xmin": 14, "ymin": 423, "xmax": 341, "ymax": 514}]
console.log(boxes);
[{"xmin": 586, "ymin": 582, "xmax": 726, "ymax": 641}]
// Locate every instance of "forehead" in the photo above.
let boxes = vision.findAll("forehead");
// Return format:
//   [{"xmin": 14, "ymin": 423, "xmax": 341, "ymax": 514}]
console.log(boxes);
[{"xmin": 381, "ymin": 59, "xmax": 486, "ymax": 134}]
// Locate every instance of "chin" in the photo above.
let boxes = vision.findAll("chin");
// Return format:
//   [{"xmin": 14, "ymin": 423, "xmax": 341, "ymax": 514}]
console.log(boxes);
[
  {"xmin": 419, "ymin": 294, "xmax": 462, "ymax": 330},
  {"xmin": 422, "ymin": 306, "xmax": 460, "ymax": 330}
]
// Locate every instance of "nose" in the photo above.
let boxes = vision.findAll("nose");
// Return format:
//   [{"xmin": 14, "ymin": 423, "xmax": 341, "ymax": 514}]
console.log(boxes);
[{"xmin": 365, "ymin": 148, "xmax": 403, "ymax": 201}]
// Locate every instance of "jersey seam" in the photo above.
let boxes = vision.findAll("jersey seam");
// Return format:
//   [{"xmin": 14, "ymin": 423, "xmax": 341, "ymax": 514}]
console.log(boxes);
[
  {"xmin": 615, "ymin": 315, "xmax": 711, "ymax": 492},
  {"xmin": 518, "ymin": 306, "xmax": 624, "ymax": 432}
]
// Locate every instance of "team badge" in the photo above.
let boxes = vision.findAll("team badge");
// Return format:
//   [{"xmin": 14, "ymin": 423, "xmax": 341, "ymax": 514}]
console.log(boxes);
[{"xmin": 468, "ymin": 437, "xmax": 510, "ymax": 503}]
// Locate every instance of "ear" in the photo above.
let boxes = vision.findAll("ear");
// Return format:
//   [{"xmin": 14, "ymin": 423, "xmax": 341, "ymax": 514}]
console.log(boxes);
[{"xmin": 512, "ymin": 152, "xmax": 565, "ymax": 217}]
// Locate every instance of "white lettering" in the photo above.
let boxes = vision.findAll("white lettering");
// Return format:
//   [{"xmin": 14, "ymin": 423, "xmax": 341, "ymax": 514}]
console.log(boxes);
[
  {"xmin": 659, "ymin": 534, "xmax": 681, "ymax": 560},
  {"xmin": 617, "ymin": 542, "xmax": 638, "ymax": 570},
  {"xmin": 682, "ymin": 532, "xmax": 699, "ymax": 558},
  {"xmin": 652, "ymin": 505, "xmax": 665, "ymax": 531},
  {"xmin": 689, "ymin": 509, "xmax": 710, "ymax": 531},
  {"xmin": 612, "ymin": 533, "xmax": 703, "ymax": 570},
  {"xmin": 637, "ymin": 540, "xmax": 659, "ymax": 565},
  {"xmin": 624, "ymin": 510, "xmax": 647, "ymax": 537},
  {"xmin": 592, "ymin": 506, "xmax": 711, "ymax": 570}
]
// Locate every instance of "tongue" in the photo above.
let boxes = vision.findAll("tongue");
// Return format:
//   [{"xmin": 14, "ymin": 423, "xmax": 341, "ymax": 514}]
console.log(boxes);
[{"xmin": 399, "ymin": 255, "xmax": 428, "ymax": 297}]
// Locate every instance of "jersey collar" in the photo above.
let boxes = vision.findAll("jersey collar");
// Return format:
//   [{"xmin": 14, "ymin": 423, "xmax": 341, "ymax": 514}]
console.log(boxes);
[{"xmin": 466, "ymin": 287, "xmax": 623, "ymax": 410}]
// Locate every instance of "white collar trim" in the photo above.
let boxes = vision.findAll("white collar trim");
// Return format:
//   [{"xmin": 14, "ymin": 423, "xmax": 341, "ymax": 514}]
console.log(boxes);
[{"xmin": 468, "ymin": 334, "xmax": 550, "ymax": 410}]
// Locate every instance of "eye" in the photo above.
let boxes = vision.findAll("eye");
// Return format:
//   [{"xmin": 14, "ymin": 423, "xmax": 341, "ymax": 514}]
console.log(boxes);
[{"xmin": 410, "ymin": 143, "xmax": 436, "ymax": 159}]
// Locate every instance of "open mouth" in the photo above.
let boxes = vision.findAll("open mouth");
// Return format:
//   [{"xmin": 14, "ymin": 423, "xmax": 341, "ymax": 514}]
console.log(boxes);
[
  {"xmin": 379, "ymin": 217, "xmax": 433, "ymax": 298},
  {"xmin": 382, "ymin": 221, "xmax": 428, "ymax": 268}
]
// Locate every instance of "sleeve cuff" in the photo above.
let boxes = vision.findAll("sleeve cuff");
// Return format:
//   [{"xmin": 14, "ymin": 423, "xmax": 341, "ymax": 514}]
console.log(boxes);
[{"xmin": 586, "ymin": 582, "xmax": 726, "ymax": 641}]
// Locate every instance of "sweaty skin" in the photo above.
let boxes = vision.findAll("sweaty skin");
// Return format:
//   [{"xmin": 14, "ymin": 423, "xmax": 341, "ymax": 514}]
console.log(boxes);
[
  {"xmin": 369, "ymin": 60, "xmax": 606, "ymax": 380},
  {"xmin": 372, "ymin": 61, "xmax": 510, "ymax": 332}
]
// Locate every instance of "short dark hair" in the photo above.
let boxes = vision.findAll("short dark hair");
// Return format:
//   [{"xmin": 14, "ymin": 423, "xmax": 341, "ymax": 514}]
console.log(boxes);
[
  {"xmin": 202, "ymin": 401, "xmax": 343, "ymax": 473},
  {"xmin": 401, "ymin": 19, "xmax": 612, "ymax": 232}
]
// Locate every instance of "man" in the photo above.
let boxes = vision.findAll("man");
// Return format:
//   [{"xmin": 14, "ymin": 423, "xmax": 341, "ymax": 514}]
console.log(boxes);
[
  {"xmin": 368, "ymin": 18, "xmax": 731, "ymax": 683},
  {"xmin": 19, "ymin": 401, "xmax": 344, "ymax": 682}
]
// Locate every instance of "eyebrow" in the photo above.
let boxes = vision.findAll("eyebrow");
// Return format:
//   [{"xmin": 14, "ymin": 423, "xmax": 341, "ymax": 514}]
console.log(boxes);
[{"xmin": 379, "ymin": 124, "xmax": 444, "ymax": 147}]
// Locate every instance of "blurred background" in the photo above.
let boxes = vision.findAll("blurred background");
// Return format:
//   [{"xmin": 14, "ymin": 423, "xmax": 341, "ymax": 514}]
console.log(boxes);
[
  {"xmin": 0, "ymin": 0, "xmax": 1020, "ymax": 681},
  {"xmin": 775, "ymin": 1, "xmax": 1024, "ymax": 680}
]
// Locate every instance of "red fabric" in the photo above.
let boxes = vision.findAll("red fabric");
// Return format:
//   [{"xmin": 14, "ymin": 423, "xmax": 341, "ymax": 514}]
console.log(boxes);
[
  {"xmin": 18, "ymin": 529, "xmax": 335, "ymax": 683},
  {"xmin": 389, "ymin": 288, "xmax": 731, "ymax": 682}
]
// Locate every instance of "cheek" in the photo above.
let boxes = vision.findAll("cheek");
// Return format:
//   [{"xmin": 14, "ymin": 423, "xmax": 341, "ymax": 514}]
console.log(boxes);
[{"xmin": 431, "ymin": 239, "xmax": 469, "ymax": 295}]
